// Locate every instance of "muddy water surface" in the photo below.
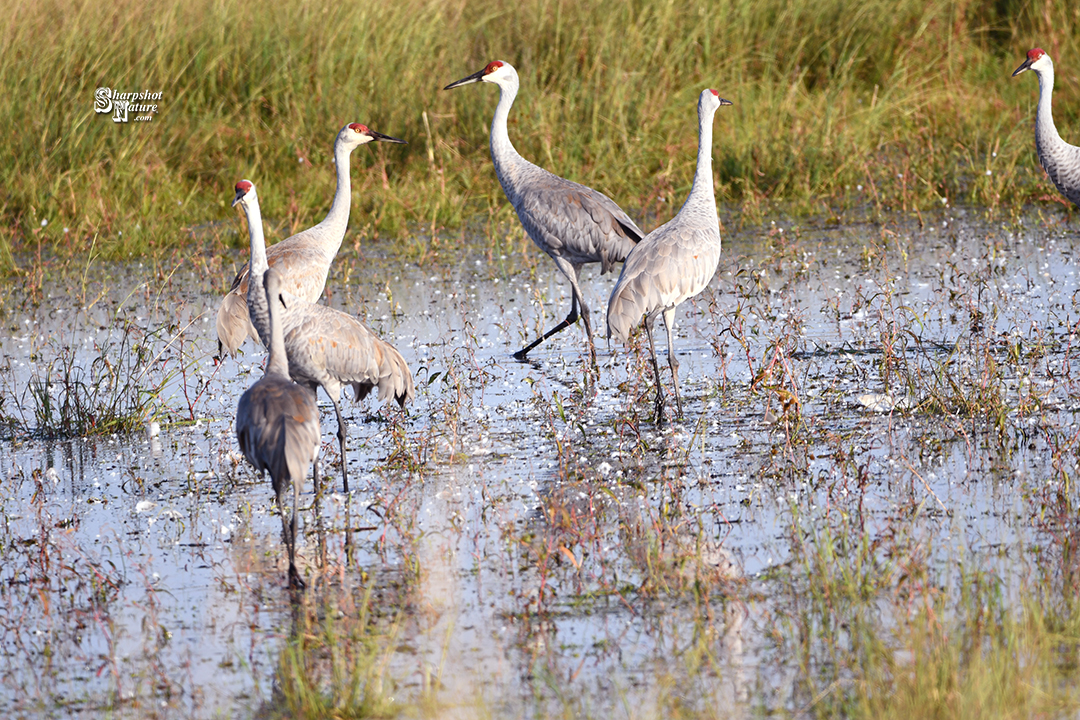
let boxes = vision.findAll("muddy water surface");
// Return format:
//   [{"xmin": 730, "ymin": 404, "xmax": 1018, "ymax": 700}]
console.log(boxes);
[{"xmin": 1, "ymin": 209, "xmax": 1078, "ymax": 717}]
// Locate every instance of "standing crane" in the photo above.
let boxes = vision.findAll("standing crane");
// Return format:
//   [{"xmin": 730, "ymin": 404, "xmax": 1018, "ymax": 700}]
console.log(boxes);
[
  {"xmin": 444, "ymin": 61, "xmax": 644, "ymax": 363},
  {"xmin": 1013, "ymin": 48, "xmax": 1080, "ymax": 209},
  {"xmin": 235, "ymin": 267, "xmax": 321, "ymax": 590},
  {"xmin": 281, "ymin": 303, "xmax": 415, "ymax": 495},
  {"xmin": 217, "ymin": 123, "xmax": 406, "ymax": 357},
  {"xmin": 233, "ymin": 180, "xmax": 415, "ymax": 495},
  {"xmin": 607, "ymin": 89, "xmax": 732, "ymax": 422}
]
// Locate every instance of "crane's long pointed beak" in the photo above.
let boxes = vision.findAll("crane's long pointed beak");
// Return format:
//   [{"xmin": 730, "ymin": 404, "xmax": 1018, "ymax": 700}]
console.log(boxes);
[
  {"xmin": 718, "ymin": 98, "xmax": 733, "ymax": 106},
  {"xmin": 1012, "ymin": 58, "xmax": 1032, "ymax": 77},
  {"xmin": 444, "ymin": 68, "xmax": 486, "ymax": 90},
  {"xmin": 232, "ymin": 191, "xmax": 245, "ymax": 207},
  {"xmin": 369, "ymin": 129, "xmax": 407, "ymax": 144}
]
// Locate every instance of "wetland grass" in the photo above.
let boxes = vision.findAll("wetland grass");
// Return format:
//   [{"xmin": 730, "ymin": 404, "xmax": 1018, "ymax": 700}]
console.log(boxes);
[
  {"xmin": 268, "ymin": 591, "xmax": 400, "ymax": 719},
  {"xmin": 2, "ymin": 0, "xmax": 1078, "ymax": 270},
  {"xmin": 774, "ymin": 498, "xmax": 1080, "ymax": 720}
]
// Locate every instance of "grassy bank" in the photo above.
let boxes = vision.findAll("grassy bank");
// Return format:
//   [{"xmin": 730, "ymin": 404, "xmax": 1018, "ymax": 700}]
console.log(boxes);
[{"xmin": 1, "ymin": 0, "xmax": 1078, "ymax": 271}]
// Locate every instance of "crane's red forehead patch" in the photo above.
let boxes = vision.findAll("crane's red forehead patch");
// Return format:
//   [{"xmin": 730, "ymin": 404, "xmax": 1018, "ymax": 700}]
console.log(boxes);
[
  {"xmin": 1028, "ymin": 48, "xmax": 1045, "ymax": 60},
  {"xmin": 235, "ymin": 180, "xmax": 252, "ymax": 193},
  {"xmin": 349, "ymin": 123, "xmax": 369, "ymax": 133},
  {"xmin": 484, "ymin": 60, "xmax": 504, "ymax": 75},
  {"xmin": 709, "ymin": 89, "xmax": 719, "ymax": 97}
]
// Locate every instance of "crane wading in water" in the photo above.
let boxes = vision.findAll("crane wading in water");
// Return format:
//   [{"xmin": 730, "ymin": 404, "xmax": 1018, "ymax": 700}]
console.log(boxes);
[
  {"xmin": 1013, "ymin": 48, "xmax": 1080, "ymax": 210},
  {"xmin": 444, "ymin": 61, "xmax": 644, "ymax": 364},
  {"xmin": 233, "ymin": 180, "xmax": 414, "ymax": 496},
  {"xmin": 235, "ymin": 267, "xmax": 321, "ymax": 590},
  {"xmin": 216, "ymin": 123, "xmax": 406, "ymax": 358},
  {"xmin": 607, "ymin": 89, "xmax": 732, "ymax": 422}
]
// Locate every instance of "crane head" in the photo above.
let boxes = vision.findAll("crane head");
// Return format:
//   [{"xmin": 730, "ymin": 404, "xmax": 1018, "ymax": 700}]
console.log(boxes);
[
  {"xmin": 708, "ymin": 89, "xmax": 734, "ymax": 107},
  {"xmin": 339, "ymin": 123, "xmax": 407, "ymax": 148},
  {"xmin": 701, "ymin": 89, "xmax": 734, "ymax": 115},
  {"xmin": 444, "ymin": 60, "xmax": 515, "ymax": 90},
  {"xmin": 1013, "ymin": 48, "xmax": 1050, "ymax": 77},
  {"xmin": 232, "ymin": 180, "xmax": 254, "ymax": 208}
]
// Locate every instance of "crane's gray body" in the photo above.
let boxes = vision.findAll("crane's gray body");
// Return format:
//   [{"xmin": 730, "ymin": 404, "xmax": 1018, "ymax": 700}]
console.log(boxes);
[
  {"xmin": 446, "ymin": 61, "xmax": 643, "ymax": 359},
  {"xmin": 1015, "ymin": 50, "xmax": 1080, "ymax": 209},
  {"xmin": 281, "ymin": 298, "xmax": 415, "ymax": 494},
  {"xmin": 494, "ymin": 145, "xmax": 642, "ymax": 273},
  {"xmin": 235, "ymin": 266, "xmax": 320, "ymax": 589},
  {"xmin": 607, "ymin": 90, "xmax": 730, "ymax": 420},
  {"xmin": 283, "ymin": 303, "xmax": 415, "ymax": 410}
]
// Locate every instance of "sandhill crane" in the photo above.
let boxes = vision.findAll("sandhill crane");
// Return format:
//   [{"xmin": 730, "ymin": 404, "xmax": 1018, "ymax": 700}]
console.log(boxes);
[
  {"xmin": 217, "ymin": 123, "xmax": 406, "ymax": 357},
  {"xmin": 444, "ymin": 61, "xmax": 644, "ymax": 363},
  {"xmin": 607, "ymin": 89, "xmax": 732, "ymax": 422},
  {"xmin": 235, "ymin": 267, "xmax": 321, "ymax": 590},
  {"xmin": 1013, "ymin": 48, "xmax": 1080, "ymax": 209},
  {"xmin": 281, "ymin": 305, "xmax": 414, "ymax": 495},
  {"xmin": 233, "ymin": 180, "xmax": 415, "ymax": 495}
]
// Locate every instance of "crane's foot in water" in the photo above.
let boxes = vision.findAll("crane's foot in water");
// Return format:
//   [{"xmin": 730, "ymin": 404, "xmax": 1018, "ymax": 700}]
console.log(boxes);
[
  {"xmin": 653, "ymin": 391, "xmax": 667, "ymax": 426},
  {"xmin": 287, "ymin": 564, "xmax": 307, "ymax": 592}
]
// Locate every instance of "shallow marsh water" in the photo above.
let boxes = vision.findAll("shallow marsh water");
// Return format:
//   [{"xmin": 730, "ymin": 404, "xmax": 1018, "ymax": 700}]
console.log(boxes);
[{"xmin": 1, "ymin": 208, "xmax": 1080, "ymax": 717}]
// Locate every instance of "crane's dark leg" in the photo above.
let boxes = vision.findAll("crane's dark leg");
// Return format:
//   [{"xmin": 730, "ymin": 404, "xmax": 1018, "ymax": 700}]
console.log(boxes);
[
  {"xmin": 564, "ymin": 262, "xmax": 598, "ymax": 366},
  {"xmin": 643, "ymin": 314, "xmax": 666, "ymax": 424},
  {"xmin": 515, "ymin": 260, "xmax": 594, "ymax": 363},
  {"xmin": 576, "ymin": 294, "xmax": 598, "ymax": 370},
  {"xmin": 344, "ymin": 491, "xmax": 354, "ymax": 565},
  {"xmin": 515, "ymin": 304, "xmax": 576, "ymax": 360},
  {"xmin": 330, "ymin": 396, "xmax": 350, "ymax": 494},
  {"xmin": 312, "ymin": 455, "xmax": 327, "ymax": 571},
  {"xmin": 662, "ymin": 307, "xmax": 683, "ymax": 417},
  {"xmin": 283, "ymin": 479, "xmax": 305, "ymax": 591}
]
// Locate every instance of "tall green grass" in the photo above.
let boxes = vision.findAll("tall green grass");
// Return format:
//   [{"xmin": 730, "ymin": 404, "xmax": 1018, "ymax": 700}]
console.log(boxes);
[{"xmin": 1, "ymin": 0, "xmax": 1077, "ymax": 269}]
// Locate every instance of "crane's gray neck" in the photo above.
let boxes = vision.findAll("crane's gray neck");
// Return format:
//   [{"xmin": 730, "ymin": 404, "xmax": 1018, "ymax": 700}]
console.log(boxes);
[
  {"xmin": 318, "ymin": 138, "xmax": 354, "ymax": 250},
  {"xmin": 490, "ymin": 78, "xmax": 523, "ymax": 173},
  {"xmin": 264, "ymin": 282, "xmax": 290, "ymax": 379},
  {"xmin": 683, "ymin": 103, "xmax": 718, "ymax": 215},
  {"xmin": 1035, "ymin": 65, "xmax": 1062, "ymax": 149}
]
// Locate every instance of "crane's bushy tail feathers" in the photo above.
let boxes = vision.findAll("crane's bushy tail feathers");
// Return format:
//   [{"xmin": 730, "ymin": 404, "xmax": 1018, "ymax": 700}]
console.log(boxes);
[
  {"xmin": 347, "ymin": 339, "xmax": 416, "ymax": 409},
  {"xmin": 217, "ymin": 292, "xmax": 257, "ymax": 356},
  {"xmin": 259, "ymin": 412, "xmax": 315, "ymax": 497},
  {"xmin": 607, "ymin": 281, "xmax": 653, "ymax": 344}
]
